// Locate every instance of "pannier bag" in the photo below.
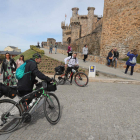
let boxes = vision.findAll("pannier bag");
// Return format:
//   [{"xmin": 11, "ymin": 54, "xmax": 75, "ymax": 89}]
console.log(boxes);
[
  {"xmin": 0, "ymin": 83, "xmax": 17, "ymax": 99},
  {"xmin": 47, "ymin": 83, "xmax": 57, "ymax": 91},
  {"xmin": 55, "ymin": 65, "xmax": 65, "ymax": 75},
  {"xmin": 42, "ymin": 81, "xmax": 57, "ymax": 92}
]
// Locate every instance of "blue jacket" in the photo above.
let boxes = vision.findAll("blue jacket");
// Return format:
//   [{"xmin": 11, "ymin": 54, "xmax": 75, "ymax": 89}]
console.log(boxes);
[{"xmin": 126, "ymin": 52, "xmax": 138, "ymax": 66}]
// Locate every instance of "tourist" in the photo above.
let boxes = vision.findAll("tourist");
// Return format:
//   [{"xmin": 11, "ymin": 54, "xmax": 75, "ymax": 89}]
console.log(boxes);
[
  {"xmin": 67, "ymin": 44, "xmax": 72, "ymax": 57},
  {"xmin": 83, "ymin": 44, "xmax": 88, "ymax": 62},
  {"xmin": 112, "ymin": 48, "xmax": 119, "ymax": 68},
  {"xmin": 37, "ymin": 42, "xmax": 40, "ymax": 48},
  {"xmin": 107, "ymin": 49, "xmax": 114, "ymax": 67},
  {"xmin": 41, "ymin": 42, "xmax": 43, "ymax": 48},
  {"xmin": 16, "ymin": 55, "xmax": 24, "ymax": 68},
  {"xmin": 125, "ymin": 49, "xmax": 138, "ymax": 75},
  {"xmin": 0, "ymin": 53, "xmax": 17, "ymax": 86},
  {"xmin": 55, "ymin": 43, "xmax": 58, "ymax": 54},
  {"xmin": 49, "ymin": 42, "xmax": 53, "ymax": 54}
]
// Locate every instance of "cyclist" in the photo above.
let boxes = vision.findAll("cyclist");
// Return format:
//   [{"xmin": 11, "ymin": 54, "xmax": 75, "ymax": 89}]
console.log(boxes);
[
  {"xmin": 64, "ymin": 53, "xmax": 79, "ymax": 85},
  {"xmin": 17, "ymin": 53, "xmax": 52, "ymax": 105}
]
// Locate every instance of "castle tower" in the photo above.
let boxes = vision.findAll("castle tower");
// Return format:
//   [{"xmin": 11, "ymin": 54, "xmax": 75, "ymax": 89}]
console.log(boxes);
[
  {"xmin": 87, "ymin": 7, "xmax": 95, "ymax": 34},
  {"xmin": 70, "ymin": 7, "xmax": 80, "ymax": 43}
]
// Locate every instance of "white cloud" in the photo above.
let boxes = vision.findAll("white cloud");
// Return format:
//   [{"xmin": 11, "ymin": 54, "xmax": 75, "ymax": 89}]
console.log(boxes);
[{"xmin": 0, "ymin": 0, "xmax": 104, "ymax": 52}]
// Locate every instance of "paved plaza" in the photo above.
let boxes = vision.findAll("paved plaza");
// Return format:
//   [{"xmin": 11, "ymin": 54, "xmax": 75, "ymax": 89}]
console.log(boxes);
[{"xmin": 0, "ymin": 81, "xmax": 140, "ymax": 140}]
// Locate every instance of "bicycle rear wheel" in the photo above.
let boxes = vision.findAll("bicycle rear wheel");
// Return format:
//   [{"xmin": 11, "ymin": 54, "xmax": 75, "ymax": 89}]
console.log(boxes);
[
  {"xmin": 0, "ymin": 99, "xmax": 22, "ymax": 134},
  {"xmin": 54, "ymin": 74, "xmax": 65, "ymax": 85},
  {"xmin": 43, "ymin": 93, "xmax": 61, "ymax": 125},
  {"xmin": 74, "ymin": 72, "xmax": 89, "ymax": 87}
]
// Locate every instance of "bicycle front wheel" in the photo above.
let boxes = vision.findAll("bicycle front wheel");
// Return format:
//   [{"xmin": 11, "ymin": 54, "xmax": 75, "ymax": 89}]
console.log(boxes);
[
  {"xmin": 0, "ymin": 99, "xmax": 22, "ymax": 134},
  {"xmin": 43, "ymin": 93, "xmax": 61, "ymax": 125},
  {"xmin": 74, "ymin": 72, "xmax": 89, "ymax": 87}
]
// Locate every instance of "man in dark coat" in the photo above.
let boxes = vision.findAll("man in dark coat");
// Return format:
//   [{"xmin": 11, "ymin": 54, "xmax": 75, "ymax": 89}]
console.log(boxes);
[{"xmin": 17, "ymin": 53, "xmax": 52, "ymax": 98}]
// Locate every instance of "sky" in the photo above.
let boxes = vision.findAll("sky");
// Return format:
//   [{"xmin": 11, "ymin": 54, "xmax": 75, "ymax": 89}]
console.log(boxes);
[{"xmin": 0, "ymin": 0, "xmax": 104, "ymax": 52}]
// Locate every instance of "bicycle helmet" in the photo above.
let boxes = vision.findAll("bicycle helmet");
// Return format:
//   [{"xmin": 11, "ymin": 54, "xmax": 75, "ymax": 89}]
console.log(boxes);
[{"xmin": 32, "ymin": 53, "xmax": 41, "ymax": 59}]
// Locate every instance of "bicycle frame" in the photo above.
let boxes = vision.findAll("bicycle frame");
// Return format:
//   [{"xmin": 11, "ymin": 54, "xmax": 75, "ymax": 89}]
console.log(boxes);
[{"xmin": 3, "ymin": 88, "xmax": 52, "ymax": 120}]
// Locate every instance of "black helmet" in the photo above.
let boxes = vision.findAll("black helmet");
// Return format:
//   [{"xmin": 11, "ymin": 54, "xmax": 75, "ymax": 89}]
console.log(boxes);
[{"xmin": 33, "ymin": 53, "xmax": 41, "ymax": 59}]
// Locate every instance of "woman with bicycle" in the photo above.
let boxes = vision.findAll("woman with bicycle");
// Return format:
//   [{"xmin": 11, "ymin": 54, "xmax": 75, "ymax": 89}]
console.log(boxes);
[{"xmin": 64, "ymin": 53, "xmax": 79, "ymax": 85}]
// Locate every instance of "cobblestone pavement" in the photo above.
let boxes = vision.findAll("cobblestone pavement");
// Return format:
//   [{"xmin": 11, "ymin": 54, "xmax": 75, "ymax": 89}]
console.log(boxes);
[
  {"xmin": 0, "ymin": 82, "xmax": 139, "ymax": 140},
  {"xmin": 41, "ymin": 48, "xmax": 140, "ymax": 81}
]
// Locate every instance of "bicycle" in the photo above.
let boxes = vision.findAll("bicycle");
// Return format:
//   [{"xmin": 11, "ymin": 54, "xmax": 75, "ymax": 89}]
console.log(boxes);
[
  {"xmin": 54, "ymin": 66, "xmax": 89, "ymax": 87},
  {"xmin": 0, "ymin": 80, "xmax": 61, "ymax": 135}
]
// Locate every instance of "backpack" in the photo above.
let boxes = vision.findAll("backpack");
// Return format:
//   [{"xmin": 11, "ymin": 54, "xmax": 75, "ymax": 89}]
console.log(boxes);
[
  {"xmin": 15, "ymin": 60, "xmax": 34, "ymax": 80},
  {"xmin": 129, "ymin": 56, "xmax": 137, "ymax": 64}
]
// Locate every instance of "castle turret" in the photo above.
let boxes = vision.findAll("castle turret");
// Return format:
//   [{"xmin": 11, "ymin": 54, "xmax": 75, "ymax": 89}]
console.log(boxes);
[
  {"xmin": 70, "ymin": 7, "xmax": 80, "ymax": 43},
  {"xmin": 70, "ymin": 7, "xmax": 79, "ymax": 23},
  {"xmin": 87, "ymin": 7, "xmax": 95, "ymax": 34}
]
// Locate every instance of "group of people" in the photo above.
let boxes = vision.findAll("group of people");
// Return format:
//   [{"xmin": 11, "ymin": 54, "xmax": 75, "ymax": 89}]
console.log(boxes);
[
  {"xmin": 67, "ymin": 44, "xmax": 89, "ymax": 63},
  {"xmin": 107, "ymin": 48, "xmax": 138, "ymax": 75},
  {"xmin": 107, "ymin": 48, "xmax": 119, "ymax": 68},
  {"xmin": 49, "ymin": 42, "xmax": 58, "ymax": 54},
  {"xmin": 0, "ymin": 52, "xmax": 78, "ymax": 107}
]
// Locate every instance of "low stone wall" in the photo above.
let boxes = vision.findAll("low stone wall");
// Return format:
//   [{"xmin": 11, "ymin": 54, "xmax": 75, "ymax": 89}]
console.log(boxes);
[{"xmin": 44, "ymin": 46, "xmax": 140, "ymax": 73}]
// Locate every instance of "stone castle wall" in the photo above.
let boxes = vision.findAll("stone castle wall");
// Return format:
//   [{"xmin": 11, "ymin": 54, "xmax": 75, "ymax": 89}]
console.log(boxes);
[
  {"xmin": 100, "ymin": 0, "xmax": 140, "ymax": 58},
  {"xmin": 74, "ymin": 24, "xmax": 102, "ymax": 55},
  {"xmin": 79, "ymin": 17, "xmax": 88, "ymax": 37}
]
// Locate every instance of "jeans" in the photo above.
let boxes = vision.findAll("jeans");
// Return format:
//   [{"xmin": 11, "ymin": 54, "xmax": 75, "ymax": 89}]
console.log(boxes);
[
  {"xmin": 107, "ymin": 59, "xmax": 113, "ymax": 66},
  {"xmin": 49, "ymin": 48, "xmax": 52, "ymax": 53},
  {"xmin": 112, "ymin": 57, "xmax": 118, "ymax": 68},
  {"xmin": 55, "ymin": 48, "xmax": 57, "ymax": 54},
  {"xmin": 83, "ymin": 55, "xmax": 87, "ymax": 62},
  {"xmin": 125, "ymin": 65, "xmax": 134, "ymax": 75}
]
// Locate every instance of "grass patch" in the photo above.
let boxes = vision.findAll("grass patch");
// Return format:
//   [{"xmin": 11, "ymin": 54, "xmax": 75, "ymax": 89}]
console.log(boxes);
[
  {"xmin": 122, "ymin": 54, "xmax": 140, "ymax": 64},
  {"xmin": 14, "ymin": 49, "xmax": 38, "ymax": 61}
]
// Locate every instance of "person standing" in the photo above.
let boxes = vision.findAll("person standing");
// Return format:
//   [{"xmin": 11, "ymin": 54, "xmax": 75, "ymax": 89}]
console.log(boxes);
[
  {"xmin": 125, "ymin": 49, "xmax": 138, "ymax": 75},
  {"xmin": 112, "ymin": 48, "xmax": 119, "ymax": 68},
  {"xmin": 0, "ymin": 53, "xmax": 17, "ymax": 86},
  {"xmin": 83, "ymin": 44, "xmax": 88, "ymax": 62},
  {"xmin": 67, "ymin": 44, "xmax": 72, "ymax": 57},
  {"xmin": 107, "ymin": 49, "xmax": 114, "ymax": 67},
  {"xmin": 16, "ymin": 55, "xmax": 24, "ymax": 68},
  {"xmin": 55, "ymin": 43, "xmax": 58, "ymax": 54},
  {"xmin": 49, "ymin": 42, "xmax": 53, "ymax": 54}
]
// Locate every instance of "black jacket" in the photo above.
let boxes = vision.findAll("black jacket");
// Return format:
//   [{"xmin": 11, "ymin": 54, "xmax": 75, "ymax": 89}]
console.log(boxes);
[
  {"xmin": 107, "ymin": 52, "xmax": 113, "ymax": 60},
  {"xmin": 114, "ymin": 51, "xmax": 119, "ymax": 59},
  {"xmin": 18, "ymin": 58, "xmax": 51, "ymax": 92},
  {"xmin": 1, "ymin": 59, "xmax": 17, "ymax": 74}
]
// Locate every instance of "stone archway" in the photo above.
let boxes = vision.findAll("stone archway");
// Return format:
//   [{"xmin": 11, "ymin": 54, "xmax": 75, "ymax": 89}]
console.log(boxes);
[{"xmin": 67, "ymin": 37, "xmax": 71, "ymax": 45}]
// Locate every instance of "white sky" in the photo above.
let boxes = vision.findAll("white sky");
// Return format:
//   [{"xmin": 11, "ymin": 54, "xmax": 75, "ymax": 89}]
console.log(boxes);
[{"xmin": 0, "ymin": 0, "xmax": 104, "ymax": 52}]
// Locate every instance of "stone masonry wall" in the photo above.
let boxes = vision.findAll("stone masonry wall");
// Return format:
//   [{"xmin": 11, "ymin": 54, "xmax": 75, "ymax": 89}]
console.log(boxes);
[
  {"xmin": 100, "ymin": 0, "xmax": 140, "ymax": 58},
  {"xmin": 79, "ymin": 18, "xmax": 88, "ymax": 37},
  {"xmin": 44, "ymin": 46, "xmax": 140, "ymax": 73},
  {"xmin": 74, "ymin": 24, "xmax": 102, "ymax": 55}
]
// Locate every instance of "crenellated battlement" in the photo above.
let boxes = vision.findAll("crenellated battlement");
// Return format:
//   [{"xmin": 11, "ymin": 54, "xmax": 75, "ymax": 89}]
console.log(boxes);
[{"xmin": 61, "ymin": 7, "xmax": 103, "ymax": 46}]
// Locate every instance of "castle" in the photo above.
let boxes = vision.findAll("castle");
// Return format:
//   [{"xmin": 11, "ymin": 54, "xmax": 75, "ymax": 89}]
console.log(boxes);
[{"xmin": 61, "ymin": 0, "xmax": 140, "ymax": 58}]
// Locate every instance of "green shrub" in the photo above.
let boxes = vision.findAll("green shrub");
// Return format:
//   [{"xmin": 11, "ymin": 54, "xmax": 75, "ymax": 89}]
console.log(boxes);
[{"xmin": 30, "ymin": 45, "xmax": 44, "ymax": 54}]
